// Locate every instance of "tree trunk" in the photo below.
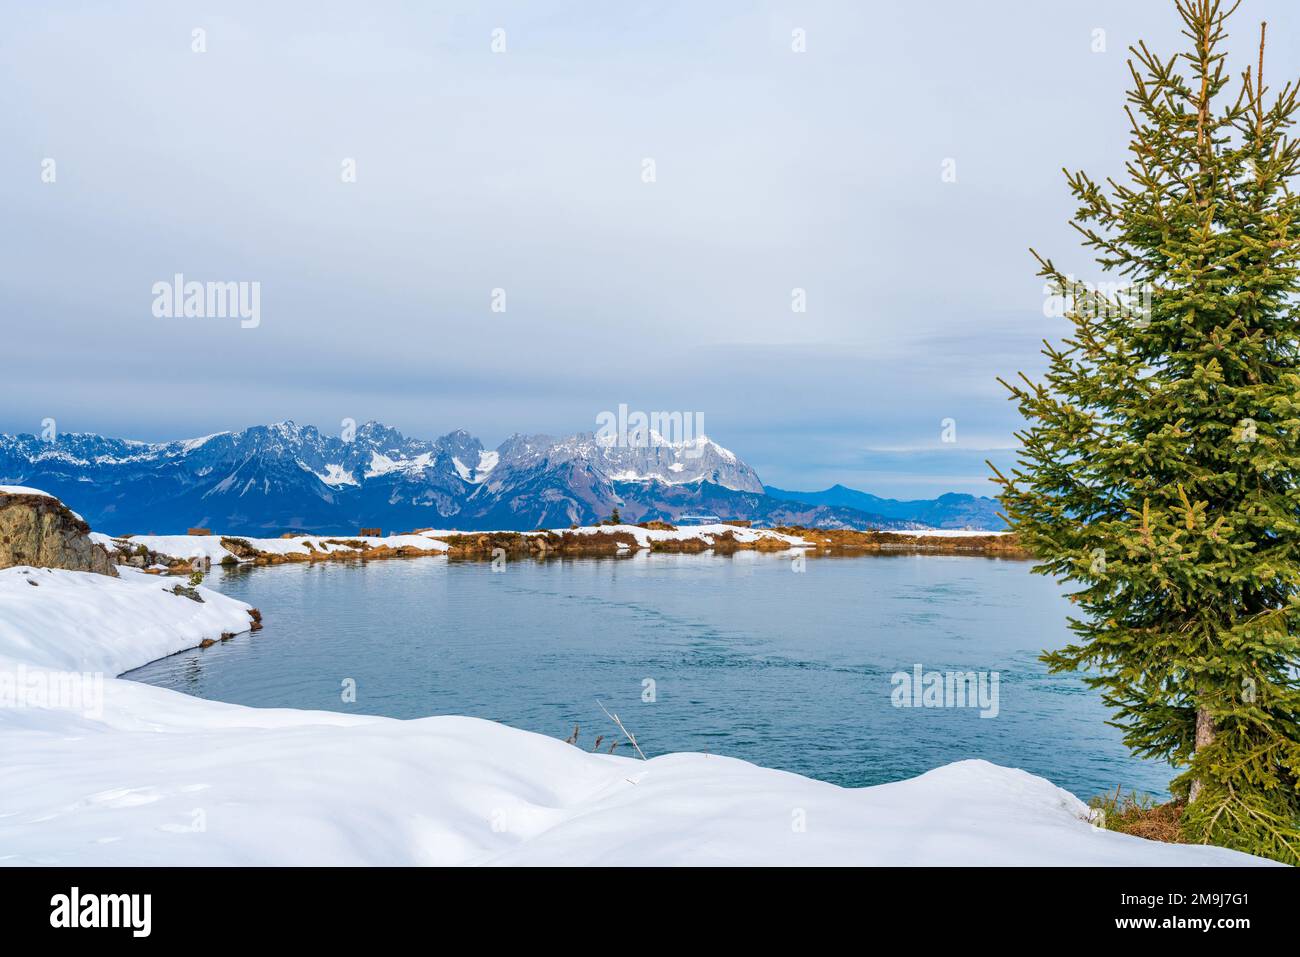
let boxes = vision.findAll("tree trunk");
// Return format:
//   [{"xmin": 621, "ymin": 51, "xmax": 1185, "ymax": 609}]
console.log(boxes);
[{"xmin": 1188, "ymin": 705, "xmax": 1217, "ymax": 804}]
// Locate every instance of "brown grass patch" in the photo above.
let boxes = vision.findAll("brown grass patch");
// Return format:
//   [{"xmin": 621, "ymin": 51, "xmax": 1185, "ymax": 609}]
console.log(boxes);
[
  {"xmin": 1090, "ymin": 787, "xmax": 1186, "ymax": 844},
  {"xmin": 769, "ymin": 526, "xmax": 1030, "ymax": 558}
]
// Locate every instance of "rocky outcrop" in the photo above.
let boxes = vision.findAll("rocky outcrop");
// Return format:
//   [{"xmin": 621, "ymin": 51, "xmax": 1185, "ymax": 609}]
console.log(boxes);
[
  {"xmin": 106, "ymin": 538, "xmax": 208, "ymax": 575},
  {"xmin": 0, "ymin": 490, "xmax": 118, "ymax": 576}
]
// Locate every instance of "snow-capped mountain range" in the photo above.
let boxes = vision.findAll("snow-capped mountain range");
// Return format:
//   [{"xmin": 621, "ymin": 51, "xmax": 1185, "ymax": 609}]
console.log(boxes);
[{"xmin": 0, "ymin": 422, "xmax": 1003, "ymax": 535}]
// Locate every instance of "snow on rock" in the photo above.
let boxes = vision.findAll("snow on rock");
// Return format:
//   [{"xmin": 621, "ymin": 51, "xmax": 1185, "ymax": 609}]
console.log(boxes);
[
  {"xmin": 0, "ymin": 485, "xmax": 56, "ymax": 498},
  {"xmin": 364, "ymin": 450, "xmax": 433, "ymax": 479},
  {"xmin": 452, "ymin": 450, "xmax": 499, "ymax": 484},
  {"xmin": 314, "ymin": 464, "xmax": 358, "ymax": 487},
  {"xmin": 218, "ymin": 533, "xmax": 449, "ymax": 558},
  {"xmin": 93, "ymin": 532, "xmax": 449, "ymax": 565},
  {"xmin": 0, "ymin": 486, "xmax": 86, "ymax": 522},
  {"xmin": 177, "ymin": 432, "xmax": 230, "ymax": 454},
  {"xmin": 91, "ymin": 533, "xmax": 234, "ymax": 564}
]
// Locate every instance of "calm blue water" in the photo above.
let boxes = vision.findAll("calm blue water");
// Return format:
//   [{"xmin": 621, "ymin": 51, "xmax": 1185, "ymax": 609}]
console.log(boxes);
[{"xmin": 124, "ymin": 552, "xmax": 1171, "ymax": 799}]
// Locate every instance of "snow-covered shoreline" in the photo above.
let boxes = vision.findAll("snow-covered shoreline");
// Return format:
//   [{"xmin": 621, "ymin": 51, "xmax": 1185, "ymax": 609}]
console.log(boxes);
[
  {"xmin": 90, "ymin": 523, "xmax": 1018, "ymax": 571},
  {"xmin": 91, "ymin": 530, "xmax": 450, "ymax": 566},
  {"xmin": 0, "ymin": 559, "xmax": 1272, "ymax": 865},
  {"xmin": 90, "ymin": 523, "xmax": 811, "ymax": 566}
]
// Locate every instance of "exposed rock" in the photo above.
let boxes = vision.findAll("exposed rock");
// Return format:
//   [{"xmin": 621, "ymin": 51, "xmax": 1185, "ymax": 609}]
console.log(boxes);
[
  {"xmin": 440, "ymin": 530, "xmax": 639, "ymax": 560},
  {"xmin": 219, "ymin": 537, "xmax": 259, "ymax": 561},
  {"xmin": 768, "ymin": 527, "xmax": 1031, "ymax": 559},
  {"xmin": 99, "ymin": 536, "xmax": 210, "ymax": 575},
  {"xmin": 0, "ymin": 490, "xmax": 118, "ymax": 576},
  {"xmin": 169, "ymin": 584, "xmax": 204, "ymax": 603}
]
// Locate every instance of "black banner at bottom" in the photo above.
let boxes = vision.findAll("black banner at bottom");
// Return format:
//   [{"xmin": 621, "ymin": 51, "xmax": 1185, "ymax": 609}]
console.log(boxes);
[{"xmin": 0, "ymin": 865, "xmax": 1288, "ymax": 942}]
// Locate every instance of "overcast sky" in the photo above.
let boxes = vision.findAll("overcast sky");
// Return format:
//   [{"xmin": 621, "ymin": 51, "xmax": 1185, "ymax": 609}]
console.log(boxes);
[{"xmin": 2, "ymin": 1, "xmax": 1297, "ymax": 496}]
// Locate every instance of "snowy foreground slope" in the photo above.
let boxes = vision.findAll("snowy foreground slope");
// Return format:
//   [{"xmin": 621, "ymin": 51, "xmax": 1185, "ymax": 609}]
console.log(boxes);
[{"xmin": 0, "ymin": 566, "xmax": 1272, "ymax": 866}]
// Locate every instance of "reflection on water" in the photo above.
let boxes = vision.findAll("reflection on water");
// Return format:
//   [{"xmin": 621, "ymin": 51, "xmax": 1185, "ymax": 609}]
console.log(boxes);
[{"xmin": 124, "ymin": 551, "xmax": 1171, "ymax": 798}]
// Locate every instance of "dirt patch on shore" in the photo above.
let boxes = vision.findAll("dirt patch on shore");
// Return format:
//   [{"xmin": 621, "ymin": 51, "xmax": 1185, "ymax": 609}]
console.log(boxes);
[
  {"xmin": 769, "ymin": 527, "xmax": 1030, "ymax": 559},
  {"xmin": 218, "ymin": 536, "xmax": 443, "ymax": 565},
  {"xmin": 111, "ymin": 525, "xmax": 1028, "ymax": 568},
  {"xmin": 440, "ymin": 530, "xmax": 640, "ymax": 560}
]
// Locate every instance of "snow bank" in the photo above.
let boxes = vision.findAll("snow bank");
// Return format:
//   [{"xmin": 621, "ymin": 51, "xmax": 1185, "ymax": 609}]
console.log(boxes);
[
  {"xmin": 0, "ymin": 485, "xmax": 56, "ymax": 498},
  {"xmin": 0, "ymin": 561, "xmax": 1273, "ymax": 865},
  {"xmin": 0, "ymin": 565, "xmax": 254, "ymax": 674},
  {"xmin": 0, "ymin": 483, "xmax": 85, "ymax": 522},
  {"xmin": 91, "ymin": 533, "xmax": 233, "ymax": 564}
]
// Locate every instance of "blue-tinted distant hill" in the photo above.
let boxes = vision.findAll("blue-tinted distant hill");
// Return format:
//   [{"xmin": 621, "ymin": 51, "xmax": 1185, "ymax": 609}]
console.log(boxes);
[{"xmin": 764, "ymin": 484, "xmax": 1006, "ymax": 530}]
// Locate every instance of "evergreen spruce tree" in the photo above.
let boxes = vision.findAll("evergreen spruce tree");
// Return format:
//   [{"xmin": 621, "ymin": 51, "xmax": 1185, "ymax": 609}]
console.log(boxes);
[{"xmin": 992, "ymin": 0, "xmax": 1300, "ymax": 863}]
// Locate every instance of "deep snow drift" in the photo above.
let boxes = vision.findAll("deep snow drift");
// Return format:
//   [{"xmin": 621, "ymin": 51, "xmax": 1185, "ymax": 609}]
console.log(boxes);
[{"xmin": 0, "ymin": 563, "xmax": 1273, "ymax": 866}]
